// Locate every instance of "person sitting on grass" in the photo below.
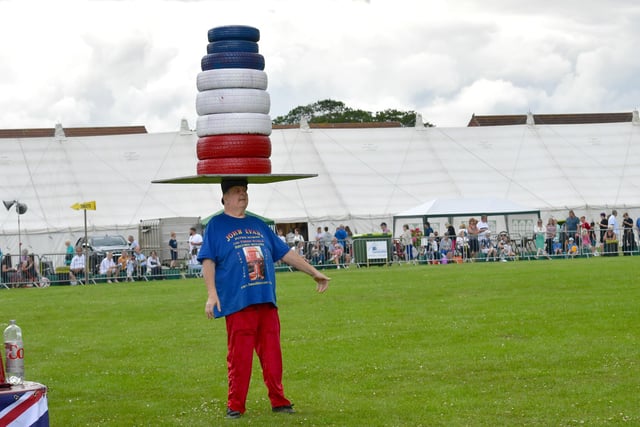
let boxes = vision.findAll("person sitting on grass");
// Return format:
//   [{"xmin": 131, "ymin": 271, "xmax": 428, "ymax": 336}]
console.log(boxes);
[
  {"xmin": 1, "ymin": 254, "xmax": 20, "ymax": 288},
  {"xmin": 481, "ymin": 233, "xmax": 498, "ymax": 261},
  {"xmin": 69, "ymin": 246, "xmax": 86, "ymax": 285},
  {"xmin": 134, "ymin": 246, "xmax": 147, "ymax": 279},
  {"xmin": 439, "ymin": 234, "xmax": 453, "ymax": 259},
  {"xmin": 567, "ymin": 237, "xmax": 579, "ymax": 259},
  {"xmin": 147, "ymin": 250, "xmax": 162, "ymax": 279},
  {"xmin": 497, "ymin": 234, "xmax": 517, "ymax": 262},
  {"xmin": 552, "ymin": 238, "xmax": 564, "ymax": 258},
  {"xmin": 118, "ymin": 251, "xmax": 129, "ymax": 278},
  {"xmin": 99, "ymin": 252, "xmax": 119, "ymax": 283},
  {"xmin": 328, "ymin": 237, "xmax": 346, "ymax": 269},
  {"xmin": 19, "ymin": 250, "xmax": 38, "ymax": 284}
]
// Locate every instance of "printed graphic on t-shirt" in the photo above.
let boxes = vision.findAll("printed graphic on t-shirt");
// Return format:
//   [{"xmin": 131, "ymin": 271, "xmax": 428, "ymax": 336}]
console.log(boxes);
[{"xmin": 243, "ymin": 246, "xmax": 265, "ymax": 281}]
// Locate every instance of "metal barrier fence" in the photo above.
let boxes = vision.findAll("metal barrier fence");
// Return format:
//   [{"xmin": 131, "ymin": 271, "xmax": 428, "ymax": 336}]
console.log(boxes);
[
  {"xmin": 2, "ymin": 231, "xmax": 639, "ymax": 289},
  {"xmin": 283, "ymin": 231, "xmax": 639, "ymax": 268},
  {"xmin": 0, "ymin": 250, "xmax": 191, "ymax": 288}
]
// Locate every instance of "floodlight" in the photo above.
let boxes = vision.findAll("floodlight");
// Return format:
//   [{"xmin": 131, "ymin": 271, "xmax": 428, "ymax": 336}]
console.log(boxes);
[{"xmin": 3, "ymin": 199, "xmax": 27, "ymax": 253}]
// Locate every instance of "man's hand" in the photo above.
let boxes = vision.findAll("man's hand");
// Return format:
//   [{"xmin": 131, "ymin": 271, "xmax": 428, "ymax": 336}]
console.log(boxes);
[
  {"xmin": 313, "ymin": 273, "xmax": 330, "ymax": 293},
  {"xmin": 205, "ymin": 295, "xmax": 221, "ymax": 319}
]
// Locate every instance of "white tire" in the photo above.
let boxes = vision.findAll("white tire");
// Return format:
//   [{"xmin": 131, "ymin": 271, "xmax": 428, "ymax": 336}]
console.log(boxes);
[
  {"xmin": 197, "ymin": 69, "xmax": 268, "ymax": 91},
  {"xmin": 196, "ymin": 89, "xmax": 270, "ymax": 115},
  {"xmin": 196, "ymin": 113, "xmax": 272, "ymax": 137}
]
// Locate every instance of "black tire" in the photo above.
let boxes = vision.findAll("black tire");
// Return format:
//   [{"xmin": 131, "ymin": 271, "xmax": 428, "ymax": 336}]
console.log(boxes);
[
  {"xmin": 197, "ymin": 158, "xmax": 271, "ymax": 174},
  {"xmin": 208, "ymin": 25, "xmax": 260, "ymax": 43},
  {"xmin": 197, "ymin": 135, "xmax": 272, "ymax": 160},
  {"xmin": 201, "ymin": 52, "xmax": 265, "ymax": 71},
  {"xmin": 207, "ymin": 40, "xmax": 259, "ymax": 54}
]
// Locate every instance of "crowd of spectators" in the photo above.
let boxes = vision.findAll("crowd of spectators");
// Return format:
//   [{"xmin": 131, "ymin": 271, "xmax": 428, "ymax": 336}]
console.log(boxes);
[
  {"xmin": 0, "ymin": 227, "xmax": 204, "ymax": 287},
  {"xmin": 396, "ymin": 209, "xmax": 639, "ymax": 264},
  {"xmin": 2, "ymin": 210, "xmax": 639, "ymax": 288},
  {"xmin": 276, "ymin": 224, "xmax": 355, "ymax": 269}
]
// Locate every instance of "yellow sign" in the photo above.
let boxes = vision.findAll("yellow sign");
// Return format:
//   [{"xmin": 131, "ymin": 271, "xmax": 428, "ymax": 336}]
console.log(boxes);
[{"xmin": 71, "ymin": 201, "xmax": 97, "ymax": 211}]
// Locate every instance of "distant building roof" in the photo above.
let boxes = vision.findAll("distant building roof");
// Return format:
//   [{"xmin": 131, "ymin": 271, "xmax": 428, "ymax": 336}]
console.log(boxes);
[
  {"xmin": 467, "ymin": 112, "xmax": 634, "ymax": 127},
  {"xmin": 0, "ymin": 125, "xmax": 148, "ymax": 139}
]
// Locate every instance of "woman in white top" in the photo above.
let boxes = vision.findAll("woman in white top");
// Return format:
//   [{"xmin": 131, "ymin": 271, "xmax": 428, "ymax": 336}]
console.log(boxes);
[{"xmin": 147, "ymin": 250, "xmax": 162, "ymax": 279}]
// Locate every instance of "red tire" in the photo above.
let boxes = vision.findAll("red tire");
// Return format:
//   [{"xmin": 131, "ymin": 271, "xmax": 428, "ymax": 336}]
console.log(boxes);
[
  {"xmin": 197, "ymin": 135, "xmax": 271, "ymax": 160},
  {"xmin": 197, "ymin": 158, "xmax": 271, "ymax": 174}
]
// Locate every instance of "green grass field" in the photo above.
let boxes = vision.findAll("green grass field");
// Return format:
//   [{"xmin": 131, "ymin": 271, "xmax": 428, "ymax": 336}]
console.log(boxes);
[{"xmin": 2, "ymin": 257, "xmax": 639, "ymax": 426}]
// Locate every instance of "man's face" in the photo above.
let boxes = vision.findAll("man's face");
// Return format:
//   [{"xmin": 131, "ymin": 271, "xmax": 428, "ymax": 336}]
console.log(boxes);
[{"xmin": 224, "ymin": 186, "xmax": 249, "ymax": 209}]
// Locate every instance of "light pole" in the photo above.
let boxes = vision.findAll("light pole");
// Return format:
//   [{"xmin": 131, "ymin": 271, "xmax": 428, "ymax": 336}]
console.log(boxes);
[{"xmin": 3, "ymin": 200, "xmax": 28, "ymax": 254}]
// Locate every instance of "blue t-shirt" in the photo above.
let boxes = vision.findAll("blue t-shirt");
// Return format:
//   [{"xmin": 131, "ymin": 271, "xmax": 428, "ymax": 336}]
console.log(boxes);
[
  {"xmin": 198, "ymin": 213, "xmax": 290, "ymax": 318},
  {"xmin": 565, "ymin": 216, "xmax": 580, "ymax": 234},
  {"xmin": 169, "ymin": 238, "xmax": 178, "ymax": 260},
  {"xmin": 334, "ymin": 228, "xmax": 347, "ymax": 246}
]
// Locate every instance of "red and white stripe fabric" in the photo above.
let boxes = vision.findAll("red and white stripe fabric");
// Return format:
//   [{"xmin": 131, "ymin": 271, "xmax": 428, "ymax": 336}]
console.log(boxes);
[{"xmin": 0, "ymin": 385, "xmax": 49, "ymax": 427}]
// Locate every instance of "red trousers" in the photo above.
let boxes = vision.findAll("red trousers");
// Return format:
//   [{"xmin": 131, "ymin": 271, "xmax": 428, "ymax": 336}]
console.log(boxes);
[{"xmin": 225, "ymin": 303, "xmax": 291, "ymax": 413}]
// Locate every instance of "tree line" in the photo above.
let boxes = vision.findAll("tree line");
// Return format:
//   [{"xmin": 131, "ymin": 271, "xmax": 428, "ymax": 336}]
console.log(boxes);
[{"xmin": 272, "ymin": 99, "xmax": 433, "ymax": 127}]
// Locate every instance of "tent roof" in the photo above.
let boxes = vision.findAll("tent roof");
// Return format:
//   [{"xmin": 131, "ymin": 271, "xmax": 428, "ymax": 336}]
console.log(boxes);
[
  {"xmin": 1, "ymin": 116, "xmax": 640, "ymax": 254},
  {"xmin": 394, "ymin": 198, "xmax": 540, "ymax": 218}
]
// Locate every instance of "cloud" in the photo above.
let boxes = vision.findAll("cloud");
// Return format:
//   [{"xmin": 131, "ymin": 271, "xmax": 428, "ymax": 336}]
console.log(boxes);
[{"xmin": 0, "ymin": 0, "xmax": 638, "ymax": 132}]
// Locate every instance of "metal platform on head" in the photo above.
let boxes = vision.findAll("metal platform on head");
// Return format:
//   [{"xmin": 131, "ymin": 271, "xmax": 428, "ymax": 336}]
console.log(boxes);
[{"xmin": 152, "ymin": 174, "xmax": 317, "ymax": 184}]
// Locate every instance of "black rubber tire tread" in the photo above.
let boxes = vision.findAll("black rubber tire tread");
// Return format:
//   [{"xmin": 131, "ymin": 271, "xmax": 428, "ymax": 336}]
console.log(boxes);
[
  {"xmin": 207, "ymin": 25, "xmax": 260, "ymax": 43},
  {"xmin": 207, "ymin": 40, "xmax": 259, "ymax": 54},
  {"xmin": 197, "ymin": 158, "xmax": 271, "ymax": 174},
  {"xmin": 201, "ymin": 52, "xmax": 265, "ymax": 71},
  {"xmin": 197, "ymin": 135, "xmax": 272, "ymax": 159}
]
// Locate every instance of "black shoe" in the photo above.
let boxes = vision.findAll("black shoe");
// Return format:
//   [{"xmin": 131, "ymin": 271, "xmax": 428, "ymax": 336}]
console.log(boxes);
[
  {"xmin": 272, "ymin": 404, "xmax": 295, "ymax": 414},
  {"xmin": 226, "ymin": 408, "xmax": 241, "ymax": 419}
]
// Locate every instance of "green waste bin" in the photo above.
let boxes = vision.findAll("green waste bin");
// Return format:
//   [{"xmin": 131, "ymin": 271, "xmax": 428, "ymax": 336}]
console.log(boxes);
[{"xmin": 352, "ymin": 233, "xmax": 393, "ymax": 266}]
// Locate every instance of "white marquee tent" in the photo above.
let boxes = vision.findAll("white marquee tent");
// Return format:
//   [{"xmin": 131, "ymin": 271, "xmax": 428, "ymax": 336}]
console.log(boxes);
[{"xmin": 1, "ymin": 115, "xmax": 640, "ymax": 255}]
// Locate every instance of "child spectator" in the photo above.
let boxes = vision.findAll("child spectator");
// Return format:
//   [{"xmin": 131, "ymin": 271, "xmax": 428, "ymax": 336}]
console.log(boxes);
[
  {"xmin": 126, "ymin": 254, "xmax": 136, "ymax": 282},
  {"xmin": 567, "ymin": 237, "xmax": 579, "ymax": 258}
]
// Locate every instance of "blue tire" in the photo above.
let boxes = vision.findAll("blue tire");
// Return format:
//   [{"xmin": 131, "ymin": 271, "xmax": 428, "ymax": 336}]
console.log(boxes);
[
  {"xmin": 207, "ymin": 40, "xmax": 259, "ymax": 54},
  {"xmin": 201, "ymin": 52, "xmax": 265, "ymax": 71},
  {"xmin": 208, "ymin": 25, "xmax": 260, "ymax": 43}
]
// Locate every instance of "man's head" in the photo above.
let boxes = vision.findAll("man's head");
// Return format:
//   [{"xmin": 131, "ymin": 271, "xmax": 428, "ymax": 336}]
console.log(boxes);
[
  {"xmin": 221, "ymin": 178, "xmax": 249, "ymax": 208},
  {"xmin": 189, "ymin": 227, "xmax": 197, "ymax": 235}
]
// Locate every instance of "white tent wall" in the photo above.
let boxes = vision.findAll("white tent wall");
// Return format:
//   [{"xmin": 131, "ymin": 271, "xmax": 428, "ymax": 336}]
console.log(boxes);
[{"xmin": 2, "ymin": 120, "xmax": 640, "ymax": 256}]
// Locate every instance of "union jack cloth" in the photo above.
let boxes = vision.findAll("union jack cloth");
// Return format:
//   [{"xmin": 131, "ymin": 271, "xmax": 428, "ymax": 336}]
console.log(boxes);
[{"xmin": 0, "ymin": 383, "xmax": 48, "ymax": 427}]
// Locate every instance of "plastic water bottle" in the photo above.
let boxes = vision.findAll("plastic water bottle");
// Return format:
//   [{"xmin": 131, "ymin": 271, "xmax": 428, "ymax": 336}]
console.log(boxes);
[{"xmin": 3, "ymin": 320, "xmax": 24, "ymax": 385}]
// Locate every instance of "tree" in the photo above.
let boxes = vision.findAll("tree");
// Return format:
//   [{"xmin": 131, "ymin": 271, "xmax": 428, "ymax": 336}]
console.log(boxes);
[{"xmin": 272, "ymin": 99, "xmax": 434, "ymax": 127}]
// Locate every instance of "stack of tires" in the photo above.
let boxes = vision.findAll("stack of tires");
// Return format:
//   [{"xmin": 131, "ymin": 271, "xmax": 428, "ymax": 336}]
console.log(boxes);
[{"xmin": 195, "ymin": 25, "xmax": 272, "ymax": 174}]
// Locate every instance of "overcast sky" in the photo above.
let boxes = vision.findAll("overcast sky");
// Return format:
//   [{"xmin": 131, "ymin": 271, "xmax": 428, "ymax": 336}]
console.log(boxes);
[{"xmin": 1, "ymin": 0, "xmax": 639, "ymax": 132}]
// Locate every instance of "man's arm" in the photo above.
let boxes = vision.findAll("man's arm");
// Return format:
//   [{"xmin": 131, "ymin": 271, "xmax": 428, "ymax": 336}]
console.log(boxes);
[
  {"xmin": 281, "ymin": 251, "xmax": 330, "ymax": 293},
  {"xmin": 202, "ymin": 259, "xmax": 221, "ymax": 318}
]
